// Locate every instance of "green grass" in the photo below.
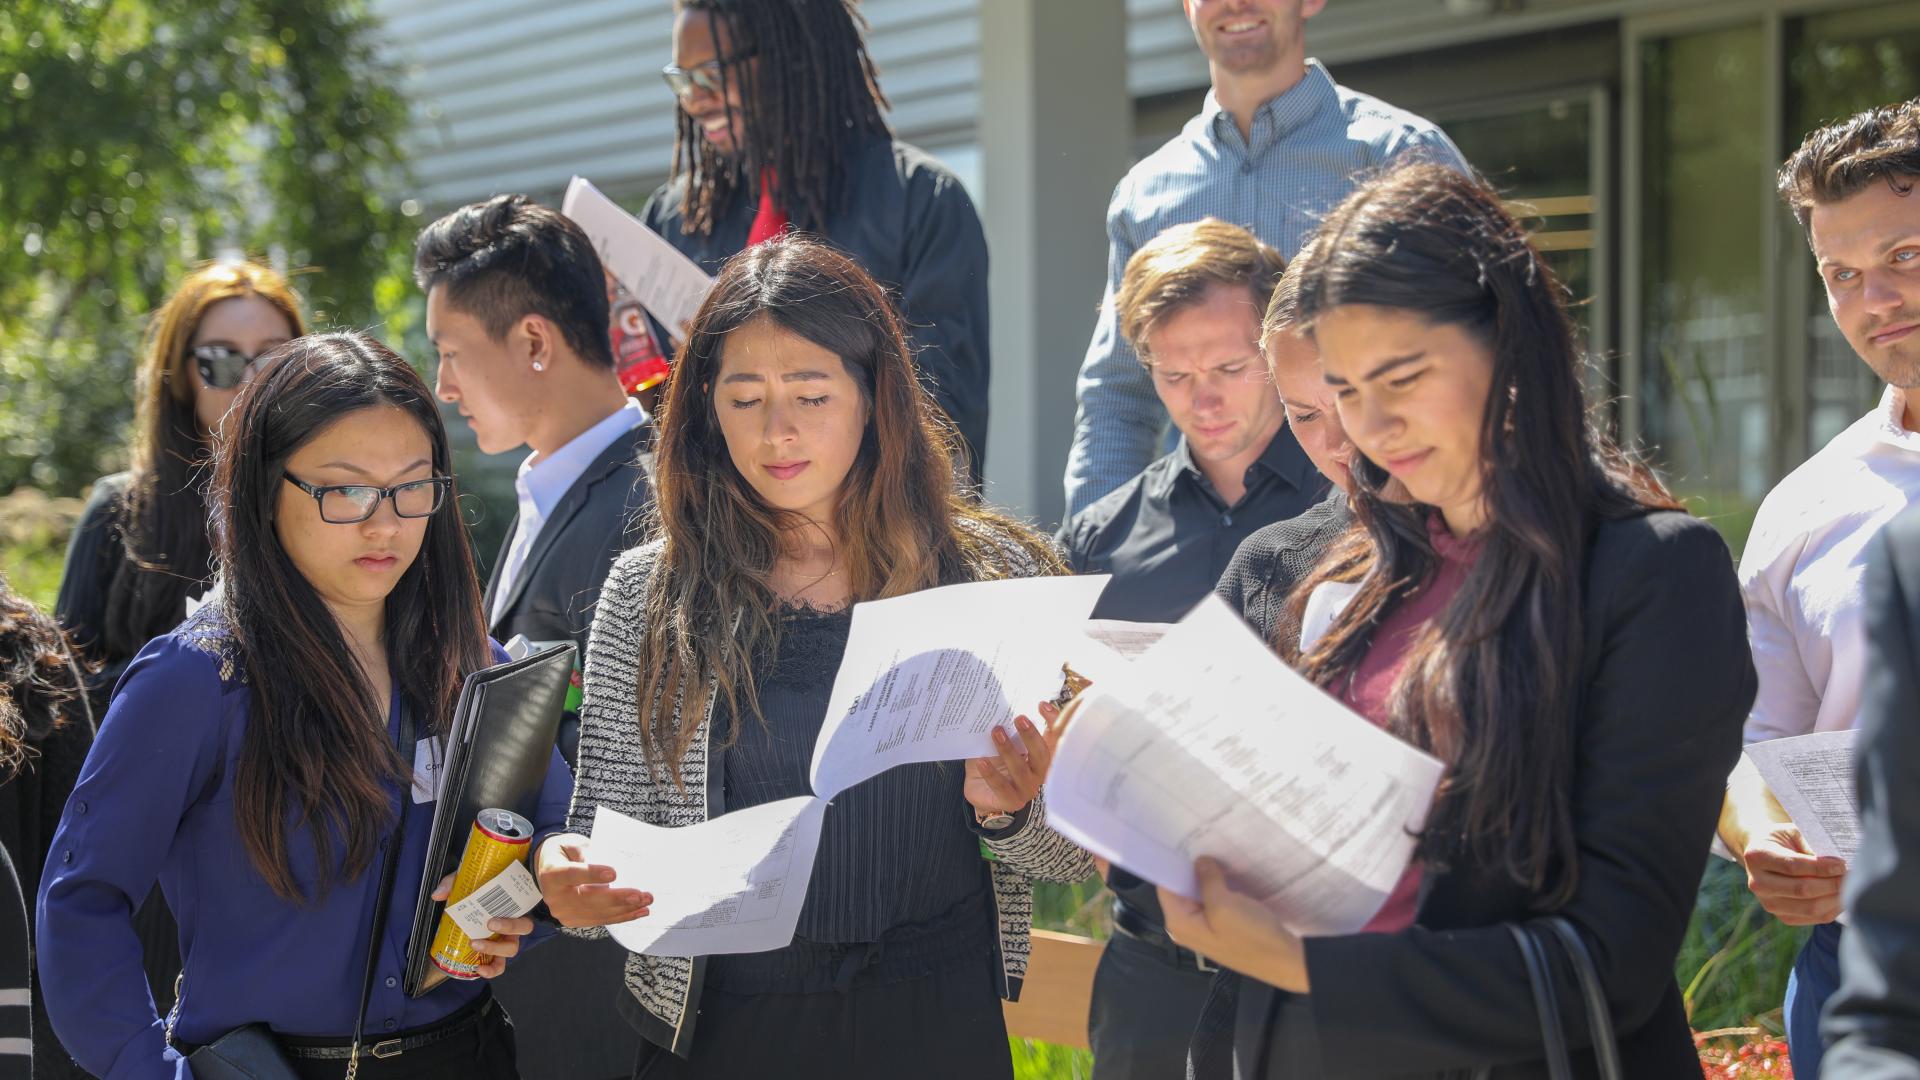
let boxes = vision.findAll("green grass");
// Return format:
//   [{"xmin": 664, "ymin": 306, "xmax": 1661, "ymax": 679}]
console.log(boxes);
[{"xmin": 1, "ymin": 542, "xmax": 64, "ymax": 612}]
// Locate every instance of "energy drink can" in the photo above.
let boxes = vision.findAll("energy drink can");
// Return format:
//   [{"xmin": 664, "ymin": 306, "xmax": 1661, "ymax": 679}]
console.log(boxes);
[{"xmin": 430, "ymin": 808, "xmax": 534, "ymax": 979}]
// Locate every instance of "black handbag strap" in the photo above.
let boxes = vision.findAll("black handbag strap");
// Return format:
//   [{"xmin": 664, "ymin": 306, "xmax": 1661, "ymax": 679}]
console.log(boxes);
[
  {"xmin": 1544, "ymin": 916, "xmax": 1624, "ymax": 1080},
  {"xmin": 346, "ymin": 702, "xmax": 417, "ymax": 1079},
  {"xmin": 1506, "ymin": 922, "xmax": 1572, "ymax": 1079}
]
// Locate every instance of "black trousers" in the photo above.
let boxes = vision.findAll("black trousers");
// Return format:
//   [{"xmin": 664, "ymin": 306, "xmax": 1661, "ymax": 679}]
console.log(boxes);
[
  {"xmin": 1088, "ymin": 929, "xmax": 1217, "ymax": 1080},
  {"xmin": 631, "ymin": 955, "xmax": 1013, "ymax": 1080}
]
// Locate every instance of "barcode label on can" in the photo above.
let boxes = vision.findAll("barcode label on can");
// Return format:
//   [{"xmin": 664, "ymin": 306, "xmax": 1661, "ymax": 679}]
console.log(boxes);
[{"xmin": 447, "ymin": 860, "xmax": 543, "ymax": 941}]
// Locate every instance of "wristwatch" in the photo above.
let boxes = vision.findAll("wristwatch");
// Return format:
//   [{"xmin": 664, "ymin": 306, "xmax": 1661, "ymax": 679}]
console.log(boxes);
[{"xmin": 975, "ymin": 808, "xmax": 1017, "ymax": 831}]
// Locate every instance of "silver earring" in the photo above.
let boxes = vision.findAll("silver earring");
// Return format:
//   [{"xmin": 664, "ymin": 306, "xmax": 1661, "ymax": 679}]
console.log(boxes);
[{"xmin": 532, "ymin": 361, "xmax": 544, "ymax": 372}]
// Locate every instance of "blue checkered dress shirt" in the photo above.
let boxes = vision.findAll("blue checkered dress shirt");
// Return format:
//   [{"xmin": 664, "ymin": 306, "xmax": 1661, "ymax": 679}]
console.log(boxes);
[{"xmin": 1063, "ymin": 59, "xmax": 1468, "ymax": 517}]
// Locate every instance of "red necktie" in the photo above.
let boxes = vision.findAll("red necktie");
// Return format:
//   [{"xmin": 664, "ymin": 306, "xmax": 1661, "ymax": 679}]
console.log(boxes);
[{"xmin": 747, "ymin": 169, "xmax": 788, "ymax": 246}]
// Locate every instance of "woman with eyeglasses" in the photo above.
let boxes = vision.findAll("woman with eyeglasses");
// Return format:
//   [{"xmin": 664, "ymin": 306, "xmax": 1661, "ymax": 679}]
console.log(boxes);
[
  {"xmin": 39, "ymin": 332, "xmax": 573, "ymax": 1080},
  {"xmin": 51, "ymin": 259, "xmax": 305, "ymax": 1017},
  {"xmin": 57, "ymin": 261, "xmax": 305, "ymax": 716},
  {"xmin": 645, "ymin": 0, "xmax": 991, "ymax": 481}
]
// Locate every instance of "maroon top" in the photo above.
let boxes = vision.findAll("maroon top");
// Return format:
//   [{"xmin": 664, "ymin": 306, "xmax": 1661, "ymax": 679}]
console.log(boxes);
[{"xmin": 1336, "ymin": 514, "xmax": 1479, "ymax": 933}]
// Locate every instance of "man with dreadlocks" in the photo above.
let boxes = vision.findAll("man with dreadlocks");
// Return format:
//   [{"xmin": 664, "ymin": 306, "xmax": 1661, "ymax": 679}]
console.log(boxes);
[{"xmin": 643, "ymin": 0, "xmax": 991, "ymax": 482}]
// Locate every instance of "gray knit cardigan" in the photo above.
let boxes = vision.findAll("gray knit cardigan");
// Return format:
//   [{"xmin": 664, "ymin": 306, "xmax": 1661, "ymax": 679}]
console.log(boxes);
[{"xmin": 564, "ymin": 526, "xmax": 1096, "ymax": 1056}]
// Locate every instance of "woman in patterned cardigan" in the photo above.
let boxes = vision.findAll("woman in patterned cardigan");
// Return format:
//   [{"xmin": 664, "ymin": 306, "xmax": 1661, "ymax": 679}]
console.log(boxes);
[{"xmin": 536, "ymin": 236, "xmax": 1092, "ymax": 1078}]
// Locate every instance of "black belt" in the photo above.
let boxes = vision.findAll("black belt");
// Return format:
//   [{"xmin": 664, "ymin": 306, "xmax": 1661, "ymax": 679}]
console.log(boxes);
[
  {"xmin": 278, "ymin": 993, "xmax": 496, "ymax": 1061},
  {"xmin": 1113, "ymin": 899, "xmax": 1217, "ymax": 974}
]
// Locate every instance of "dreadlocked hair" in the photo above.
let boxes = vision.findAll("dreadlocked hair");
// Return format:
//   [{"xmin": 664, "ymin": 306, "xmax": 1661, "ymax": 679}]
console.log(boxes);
[{"xmin": 672, "ymin": 0, "xmax": 892, "ymax": 236}]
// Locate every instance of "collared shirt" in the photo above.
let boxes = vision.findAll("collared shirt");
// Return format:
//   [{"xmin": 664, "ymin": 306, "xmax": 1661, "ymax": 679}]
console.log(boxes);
[
  {"xmin": 1063, "ymin": 59, "xmax": 1467, "ymax": 517},
  {"xmin": 492, "ymin": 399, "xmax": 648, "ymax": 626},
  {"xmin": 1059, "ymin": 425, "xmax": 1326, "ymax": 623},
  {"xmin": 1740, "ymin": 385, "xmax": 1920, "ymax": 743},
  {"xmin": 36, "ymin": 608, "xmax": 574, "ymax": 1079}
]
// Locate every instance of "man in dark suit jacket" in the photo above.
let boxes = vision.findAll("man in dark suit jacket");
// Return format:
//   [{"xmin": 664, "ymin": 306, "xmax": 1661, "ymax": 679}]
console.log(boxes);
[
  {"xmin": 415, "ymin": 193, "xmax": 654, "ymax": 1080},
  {"xmin": 1825, "ymin": 506, "xmax": 1920, "ymax": 1079}
]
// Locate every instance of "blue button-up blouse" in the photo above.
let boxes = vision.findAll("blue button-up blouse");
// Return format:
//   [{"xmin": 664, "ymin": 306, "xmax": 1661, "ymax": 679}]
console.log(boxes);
[{"xmin": 36, "ymin": 607, "xmax": 573, "ymax": 1079}]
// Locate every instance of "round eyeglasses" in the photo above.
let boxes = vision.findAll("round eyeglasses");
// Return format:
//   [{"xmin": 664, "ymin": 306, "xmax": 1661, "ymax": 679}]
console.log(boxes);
[{"xmin": 283, "ymin": 474, "xmax": 451, "ymax": 524}]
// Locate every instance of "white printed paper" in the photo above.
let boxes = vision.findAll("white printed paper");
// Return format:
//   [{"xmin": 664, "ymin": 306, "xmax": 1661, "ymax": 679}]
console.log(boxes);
[
  {"xmin": 594, "ymin": 798, "xmax": 828, "ymax": 958},
  {"xmin": 411, "ymin": 737, "xmax": 445, "ymax": 804},
  {"xmin": 1046, "ymin": 595, "xmax": 1445, "ymax": 936},
  {"xmin": 807, "ymin": 575, "xmax": 1111, "ymax": 800},
  {"xmin": 561, "ymin": 176, "xmax": 715, "ymax": 336},
  {"xmin": 1745, "ymin": 729, "xmax": 1861, "ymax": 862},
  {"xmin": 447, "ymin": 860, "xmax": 543, "ymax": 940}
]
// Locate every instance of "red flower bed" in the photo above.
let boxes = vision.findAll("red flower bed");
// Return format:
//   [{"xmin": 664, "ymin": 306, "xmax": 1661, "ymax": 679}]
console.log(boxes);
[{"xmin": 1696, "ymin": 1028, "xmax": 1793, "ymax": 1078}]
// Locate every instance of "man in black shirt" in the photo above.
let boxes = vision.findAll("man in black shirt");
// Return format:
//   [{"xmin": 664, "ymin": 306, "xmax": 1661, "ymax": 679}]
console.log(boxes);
[
  {"xmin": 1059, "ymin": 219, "xmax": 1324, "ymax": 1079},
  {"xmin": 1060, "ymin": 219, "xmax": 1324, "ymax": 626}
]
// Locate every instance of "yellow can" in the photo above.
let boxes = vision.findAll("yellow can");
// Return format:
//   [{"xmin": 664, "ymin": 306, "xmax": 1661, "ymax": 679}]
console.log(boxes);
[{"xmin": 430, "ymin": 808, "xmax": 534, "ymax": 979}]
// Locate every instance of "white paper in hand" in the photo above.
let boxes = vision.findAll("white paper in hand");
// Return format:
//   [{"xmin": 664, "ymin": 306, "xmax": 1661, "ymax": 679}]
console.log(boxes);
[
  {"xmin": 593, "ymin": 798, "xmax": 828, "ymax": 958},
  {"xmin": 1744, "ymin": 729, "xmax": 1862, "ymax": 862},
  {"xmin": 1046, "ymin": 595, "xmax": 1445, "ymax": 936},
  {"xmin": 561, "ymin": 176, "xmax": 715, "ymax": 335},
  {"xmin": 807, "ymin": 575, "xmax": 1111, "ymax": 799},
  {"xmin": 447, "ymin": 860, "xmax": 543, "ymax": 940}
]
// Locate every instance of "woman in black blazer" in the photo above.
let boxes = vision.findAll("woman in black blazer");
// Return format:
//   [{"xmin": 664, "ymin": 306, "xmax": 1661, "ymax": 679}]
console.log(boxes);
[{"xmin": 1158, "ymin": 165, "xmax": 1759, "ymax": 1078}]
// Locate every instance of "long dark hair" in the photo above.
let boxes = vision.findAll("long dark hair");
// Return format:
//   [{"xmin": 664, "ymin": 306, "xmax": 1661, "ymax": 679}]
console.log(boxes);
[
  {"xmin": 210, "ymin": 332, "xmax": 490, "ymax": 901},
  {"xmin": 672, "ymin": 0, "xmax": 892, "ymax": 236},
  {"xmin": 636, "ymin": 235, "xmax": 1059, "ymax": 782},
  {"xmin": 105, "ymin": 262, "xmax": 306, "ymax": 663},
  {"xmin": 0, "ymin": 574, "xmax": 89, "ymax": 783},
  {"xmin": 1283, "ymin": 164, "xmax": 1679, "ymax": 908}
]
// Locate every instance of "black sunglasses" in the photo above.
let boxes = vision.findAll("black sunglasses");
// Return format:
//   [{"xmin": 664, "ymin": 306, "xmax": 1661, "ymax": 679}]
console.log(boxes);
[
  {"xmin": 661, "ymin": 49, "xmax": 756, "ymax": 99},
  {"xmin": 283, "ymin": 474, "xmax": 452, "ymax": 525},
  {"xmin": 191, "ymin": 344, "xmax": 280, "ymax": 391}
]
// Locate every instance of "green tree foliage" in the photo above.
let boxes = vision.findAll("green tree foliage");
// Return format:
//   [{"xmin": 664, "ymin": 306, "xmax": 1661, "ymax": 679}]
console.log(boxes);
[{"xmin": 0, "ymin": 0, "xmax": 419, "ymax": 496}]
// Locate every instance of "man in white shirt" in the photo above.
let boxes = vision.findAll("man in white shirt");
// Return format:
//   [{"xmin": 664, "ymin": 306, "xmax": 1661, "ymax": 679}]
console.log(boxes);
[
  {"xmin": 1719, "ymin": 97, "xmax": 1920, "ymax": 1079},
  {"xmin": 414, "ymin": 193, "xmax": 654, "ymax": 1080}
]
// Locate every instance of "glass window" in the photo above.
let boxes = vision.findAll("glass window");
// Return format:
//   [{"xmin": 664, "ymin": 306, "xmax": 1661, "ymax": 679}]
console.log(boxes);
[{"xmin": 1638, "ymin": 24, "xmax": 1769, "ymax": 531}]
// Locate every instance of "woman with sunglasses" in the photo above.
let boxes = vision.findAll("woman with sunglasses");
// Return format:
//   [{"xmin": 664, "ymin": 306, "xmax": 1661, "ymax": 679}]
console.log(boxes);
[
  {"xmin": 58, "ymin": 261, "xmax": 305, "ymax": 716},
  {"xmin": 645, "ymin": 0, "xmax": 991, "ymax": 481},
  {"xmin": 52, "ymin": 259, "xmax": 304, "ymax": 1016},
  {"xmin": 39, "ymin": 333, "xmax": 573, "ymax": 1080}
]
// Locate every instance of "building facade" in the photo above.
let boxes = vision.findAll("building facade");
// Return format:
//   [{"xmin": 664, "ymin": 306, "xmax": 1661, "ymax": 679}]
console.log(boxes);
[{"xmin": 377, "ymin": 0, "xmax": 1920, "ymax": 538}]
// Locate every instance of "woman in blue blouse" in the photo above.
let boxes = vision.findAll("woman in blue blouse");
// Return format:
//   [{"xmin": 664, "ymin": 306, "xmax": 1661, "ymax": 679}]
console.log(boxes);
[{"xmin": 38, "ymin": 332, "xmax": 573, "ymax": 1079}]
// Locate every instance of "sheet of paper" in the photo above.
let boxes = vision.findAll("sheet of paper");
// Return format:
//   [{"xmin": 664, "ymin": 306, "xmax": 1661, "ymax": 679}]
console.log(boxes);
[
  {"xmin": 561, "ymin": 176, "xmax": 715, "ymax": 336},
  {"xmin": 592, "ymin": 798, "xmax": 827, "ymax": 958},
  {"xmin": 1046, "ymin": 595, "xmax": 1445, "ymax": 937},
  {"xmin": 1745, "ymin": 729, "xmax": 1861, "ymax": 862},
  {"xmin": 807, "ymin": 575, "xmax": 1111, "ymax": 800},
  {"xmin": 1083, "ymin": 620, "xmax": 1173, "ymax": 660}
]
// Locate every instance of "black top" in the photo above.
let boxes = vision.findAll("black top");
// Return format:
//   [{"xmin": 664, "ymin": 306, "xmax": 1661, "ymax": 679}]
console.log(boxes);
[
  {"xmin": 1214, "ymin": 489, "xmax": 1353, "ymax": 654},
  {"xmin": 1825, "ymin": 505, "xmax": 1920, "ymax": 1078},
  {"xmin": 1205, "ymin": 510, "xmax": 1756, "ymax": 1079},
  {"xmin": 56, "ymin": 473, "xmax": 210, "ymax": 716},
  {"xmin": 1059, "ymin": 429, "xmax": 1326, "ymax": 624},
  {"xmin": 643, "ymin": 138, "xmax": 991, "ymax": 480},
  {"xmin": 717, "ymin": 606, "xmax": 988, "ymax": 950}
]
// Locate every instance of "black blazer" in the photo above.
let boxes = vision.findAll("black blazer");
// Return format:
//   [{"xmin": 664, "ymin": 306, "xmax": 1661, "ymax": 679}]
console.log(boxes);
[
  {"xmin": 483, "ymin": 420, "xmax": 653, "ymax": 1080},
  {"xmin": 483, "ymin": 422, "xmax": 654, "ymax": 663},
  {"xmin": 1823, "ymin": 506, "xmax": 1920, "ymax": 1079},
  {"xmin": 1227, "ymin": 510, "xmax": 1756, "ymax": 1079}
]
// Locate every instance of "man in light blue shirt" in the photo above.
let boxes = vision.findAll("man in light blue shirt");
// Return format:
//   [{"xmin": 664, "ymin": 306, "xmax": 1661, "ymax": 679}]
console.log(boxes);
[{"xmin": 1063, "ymin": 0, "xmax": 1466, "ymax": 516}]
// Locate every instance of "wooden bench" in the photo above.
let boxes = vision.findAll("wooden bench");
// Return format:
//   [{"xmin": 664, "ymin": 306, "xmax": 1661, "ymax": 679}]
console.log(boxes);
[{"xmin": 1003, "ymin": 930, "xmax": 1105, "ymax": 1048}]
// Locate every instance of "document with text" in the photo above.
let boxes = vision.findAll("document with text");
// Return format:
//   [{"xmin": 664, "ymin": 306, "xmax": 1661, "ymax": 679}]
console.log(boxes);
[
  {"xmin": 593, "ymin": 798, "xmax": 828, "ymax": 958},
  {"xmin": 1745, "ymin": 729, "xmax": 1861, "ymax": 862},
  {"xmin": 561, "ymin": 176, "xmax": 714, "ymax": 336},
  {"xmin": 594, "ymin": 574, "xmax": 1111, "ymax": 957},
  {"xmin": 1046, "ymin": 595, "xmax": 1446, "ymax": 937}
]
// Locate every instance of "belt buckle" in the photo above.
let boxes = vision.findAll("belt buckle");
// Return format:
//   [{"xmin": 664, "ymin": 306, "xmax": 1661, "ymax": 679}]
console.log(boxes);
[{"xmin": 368, "ymin": 1038, "xmax": 406, "ymax": 1060}]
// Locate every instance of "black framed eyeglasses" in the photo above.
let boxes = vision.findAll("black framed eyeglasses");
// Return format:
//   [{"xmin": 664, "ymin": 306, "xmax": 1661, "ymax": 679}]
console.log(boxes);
[
  {"xmin": 190, "ymin": 344, "xmax": 280, "ymax": 390},
  {"xmin": 283, "ymin": 474, "xmax": 451, "ymax": 524},
  {"xmin": 661, "ymin": 49, "xmax": 756, "ymax": 99}
]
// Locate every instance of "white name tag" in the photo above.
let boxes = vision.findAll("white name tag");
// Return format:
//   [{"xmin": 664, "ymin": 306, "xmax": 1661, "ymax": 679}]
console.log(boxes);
[
  {"xmin": 447, "ymin": 861, "xmax": 543, "ymax": 940},
  {"xmin": 411, "ymin": 737, "xmax": 445, "ymax": 805}
]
